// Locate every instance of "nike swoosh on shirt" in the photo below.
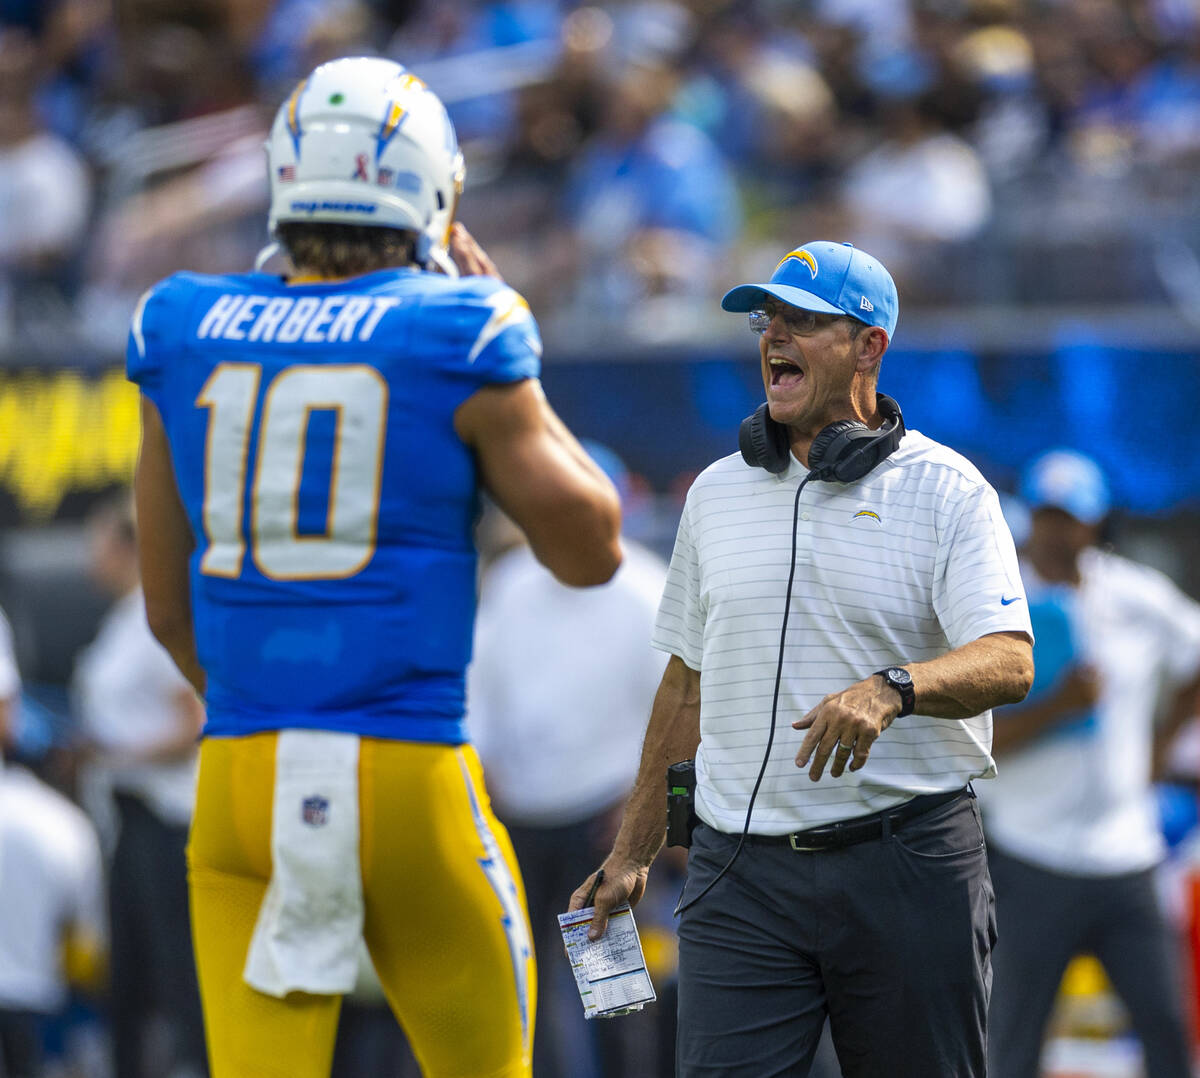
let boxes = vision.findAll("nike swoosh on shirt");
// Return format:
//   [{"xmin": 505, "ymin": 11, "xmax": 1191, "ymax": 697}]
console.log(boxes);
[{"xmin": 1000, "ymin": 596, "xmax": 1022, "ymax": 605}]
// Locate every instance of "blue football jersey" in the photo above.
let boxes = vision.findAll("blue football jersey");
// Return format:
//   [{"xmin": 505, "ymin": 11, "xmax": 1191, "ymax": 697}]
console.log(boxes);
[
  {"xmin": 1023, "ymin": 588, "xmax": 1098, "ymax": 739},
  {"xmin": 127, "ymin": 267, "xmax": 542, "ymax": 742}
]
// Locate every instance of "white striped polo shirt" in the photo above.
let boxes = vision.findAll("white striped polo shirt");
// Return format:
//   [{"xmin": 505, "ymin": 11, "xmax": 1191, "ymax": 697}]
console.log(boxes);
[{"xmin": 653, "ymin": 429, "xmax": 1032, "ymax": 834}]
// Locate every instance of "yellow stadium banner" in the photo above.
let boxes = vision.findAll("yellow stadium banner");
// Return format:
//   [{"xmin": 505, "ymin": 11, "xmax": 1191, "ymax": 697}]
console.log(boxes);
[{"xmin": 0, "ymin": 368, "xmax": 141, "ymax": 523}]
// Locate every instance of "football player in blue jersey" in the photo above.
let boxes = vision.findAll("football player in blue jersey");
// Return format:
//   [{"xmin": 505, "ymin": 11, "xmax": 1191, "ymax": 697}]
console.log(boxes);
[{"xmin": 128, "ymin": 57, "xmax": 622, "ymax": 1078}]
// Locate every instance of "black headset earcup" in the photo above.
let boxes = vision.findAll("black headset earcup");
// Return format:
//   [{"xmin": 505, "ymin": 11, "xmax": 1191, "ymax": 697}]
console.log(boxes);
[
  {"xmin": 808, "ymin": 395, "xmax": 907, "ymax": 483},
  {"xmin": 741, "ymin": 394, "xmax": 905, "ymax": 480},
  {"xmin": 739, "ymin": 403, "xmax": 791, "ymax": 474},
  {"xmin": 807, "ymin": 420, "xmax": 865, "ymax": 481},
  {"xmin": 836, "ymin": 394, "xmax": 904, "ymax": 481}
]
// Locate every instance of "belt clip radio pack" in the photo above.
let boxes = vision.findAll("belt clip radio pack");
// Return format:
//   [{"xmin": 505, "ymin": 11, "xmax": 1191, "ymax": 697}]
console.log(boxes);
[{"xmin": 666, "ymin": 759, "xmax": 697, "ymax": 848}]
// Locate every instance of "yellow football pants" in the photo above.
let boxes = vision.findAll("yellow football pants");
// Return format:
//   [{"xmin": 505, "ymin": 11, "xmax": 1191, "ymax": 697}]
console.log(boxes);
[{"xmin": 188, "ymin": 733, "xmax": 536, "ymax": 1078}]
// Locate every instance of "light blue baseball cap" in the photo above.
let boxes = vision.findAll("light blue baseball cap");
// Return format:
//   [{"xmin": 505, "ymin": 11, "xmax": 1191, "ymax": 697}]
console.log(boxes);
[
  {"xmin": 1020, "ymin": 449, "xmax": 1111, "ymax": 525},
  {"xmin": 721, "ymin": 241, "xmax": 899, "ymax": 338}
]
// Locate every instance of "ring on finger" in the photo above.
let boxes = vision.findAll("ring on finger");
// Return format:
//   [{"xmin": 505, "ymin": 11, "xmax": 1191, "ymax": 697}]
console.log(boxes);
[{"xmin": 836, "ymin": 742, "xmax": 853, "ymax": 754}]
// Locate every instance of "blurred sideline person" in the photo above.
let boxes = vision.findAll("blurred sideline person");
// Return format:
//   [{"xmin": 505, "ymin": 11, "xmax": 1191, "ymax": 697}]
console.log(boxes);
[
  {"xmin": 0, "ymin": 604, "xmax": 106, "ymax": 1078},
  {"xmin": 469, "ymin": 447, "xmax": 668, "ymax": 1078},
  {"xmin": 0, "ymin": 604, "xmax": 16, "ymax": 757},
  {"xmin": 0, "ymin": 28, "xmax": 92, "ymax": 346},
  {"xmin": 128, "ymin": 57, "xmax": 621, "ymax": 1078},
  {"xmin": 572, "ymin": 241, "xmax": 1034, "ymax": 1078},
  {"xmin": 983, "ymin": 449, "xmax": 1199, "ymax": 1078},
  {"xmin": 72, "ymin": 492, "xmax": 207, "ymax": 1078}
]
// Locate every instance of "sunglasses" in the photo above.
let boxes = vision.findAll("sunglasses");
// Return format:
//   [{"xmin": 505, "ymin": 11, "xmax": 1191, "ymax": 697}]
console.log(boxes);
[{"xmin": 748, "ymin": 303, "xmax": 854, "ymax": 336}]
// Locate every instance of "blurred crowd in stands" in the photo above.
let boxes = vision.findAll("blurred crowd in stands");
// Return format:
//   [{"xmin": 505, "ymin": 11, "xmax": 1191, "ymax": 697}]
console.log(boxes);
[{"xmin": 3, "ymin": 0, "xmax": 1200, "ymax": 361}]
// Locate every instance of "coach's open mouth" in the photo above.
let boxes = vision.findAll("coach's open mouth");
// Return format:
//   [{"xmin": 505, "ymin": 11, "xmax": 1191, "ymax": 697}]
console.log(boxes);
[{"xmin": 769, "ymin": 356, "xmax": 804, "ymax": 388}]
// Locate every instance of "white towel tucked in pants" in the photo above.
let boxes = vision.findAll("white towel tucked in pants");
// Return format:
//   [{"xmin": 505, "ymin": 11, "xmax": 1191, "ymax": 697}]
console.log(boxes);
[{"xmin": 243, "ymin": 730, "xmax": 363, "ymax": 997}]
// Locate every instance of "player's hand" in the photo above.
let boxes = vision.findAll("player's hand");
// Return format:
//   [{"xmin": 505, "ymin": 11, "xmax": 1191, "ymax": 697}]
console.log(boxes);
[
  {"xmin": 793, "ymin": 676, "xmax": 897, "ymax": 781},
  {"xmin": 449, "ymin": 223, "xmax": 504, "ymax": 280},
  {"xmin": 568, "ymin": 860, "xmax": 649, "ymax": 941}
]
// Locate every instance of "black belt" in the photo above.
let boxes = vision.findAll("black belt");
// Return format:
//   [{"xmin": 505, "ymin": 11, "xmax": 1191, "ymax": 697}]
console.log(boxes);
[{"xmin": 746, "ymin": 787, "xmax": 969, "ymax": 852}]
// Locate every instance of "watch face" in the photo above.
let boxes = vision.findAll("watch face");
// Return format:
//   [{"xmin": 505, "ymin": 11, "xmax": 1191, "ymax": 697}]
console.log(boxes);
[{"xmin": 889, "ymin": 667, "xmax": 913, "ymax": 687}]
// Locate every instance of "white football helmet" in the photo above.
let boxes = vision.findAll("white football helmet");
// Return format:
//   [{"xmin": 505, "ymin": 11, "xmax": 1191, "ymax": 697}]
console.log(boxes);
[{"xmin": 266, "ymin": 56, "xmax": 465, "ymax": 273}]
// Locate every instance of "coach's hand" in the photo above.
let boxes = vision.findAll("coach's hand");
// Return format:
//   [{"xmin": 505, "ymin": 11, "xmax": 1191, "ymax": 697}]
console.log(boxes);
[
  {"xmin": 569, "ymin": 860, "xmax": 649, "ymax": 941},
  {"xmin": 793, "ymin": 676, "xmax": 900, "ymax": 781}
]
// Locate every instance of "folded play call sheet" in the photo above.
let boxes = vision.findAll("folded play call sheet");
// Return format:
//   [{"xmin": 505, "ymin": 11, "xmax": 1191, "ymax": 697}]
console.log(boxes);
[{"xmin": 557, "ymin": 903, "xmax": 657, "ymax": 1019}]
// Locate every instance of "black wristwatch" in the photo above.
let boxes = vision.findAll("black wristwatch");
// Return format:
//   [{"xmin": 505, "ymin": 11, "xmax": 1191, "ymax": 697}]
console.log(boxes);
[{"xmin": 875, "ymin": 666, "xmax": 915, "ymax": 718}]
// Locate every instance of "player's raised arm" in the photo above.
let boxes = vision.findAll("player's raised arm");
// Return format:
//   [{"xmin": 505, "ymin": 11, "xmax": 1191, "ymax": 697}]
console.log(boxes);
[{"xmin": 455, "ymin": 378, "xmax": 622, "ymax": 587}]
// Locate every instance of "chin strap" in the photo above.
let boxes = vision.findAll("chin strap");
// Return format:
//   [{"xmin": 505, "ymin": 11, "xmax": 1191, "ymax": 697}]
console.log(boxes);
[
  {"xmin": 253, "ymin": 242, "xmax": 283, "ymax": 272},
  {"xmin": 425, "ymin": 246, "xmax": 459, "ymax": 277},
  {"xmin": 417, "ymin": 231, "xmax": 458, "ymax": 278}
]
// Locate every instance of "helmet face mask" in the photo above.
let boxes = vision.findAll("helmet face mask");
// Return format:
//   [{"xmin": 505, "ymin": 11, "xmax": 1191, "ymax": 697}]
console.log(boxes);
[{"xmin": 266, "ymin": 57, "xmax": 465, "ymax": 274}]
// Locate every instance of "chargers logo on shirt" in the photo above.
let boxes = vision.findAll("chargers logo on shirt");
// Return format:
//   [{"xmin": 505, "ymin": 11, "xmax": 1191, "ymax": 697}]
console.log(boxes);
[
  {"xmin": 775, "ymin": 249, "xmax": 819, "ymax": 278},
  {"xmin": 852, "ymin": 509, "xmax": 882, "ymax": 525}
]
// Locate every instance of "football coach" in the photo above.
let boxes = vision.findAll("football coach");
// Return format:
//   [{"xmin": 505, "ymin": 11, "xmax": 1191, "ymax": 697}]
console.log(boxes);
[{"xmin": 572, "ymin": 241, "xmax": 1034, "ymax": 1077}]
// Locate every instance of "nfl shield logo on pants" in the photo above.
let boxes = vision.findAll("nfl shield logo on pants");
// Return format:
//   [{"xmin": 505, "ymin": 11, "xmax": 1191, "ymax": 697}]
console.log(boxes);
[{"xmin": 301, "ymin": 795, "xmax": 330, "ymax": 827}]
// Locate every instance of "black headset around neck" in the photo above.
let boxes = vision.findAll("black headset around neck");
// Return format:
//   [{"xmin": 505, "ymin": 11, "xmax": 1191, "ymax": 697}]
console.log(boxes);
[{"xmin": 739, "ymin": 392, "xmax": 906, "ymax": 481}]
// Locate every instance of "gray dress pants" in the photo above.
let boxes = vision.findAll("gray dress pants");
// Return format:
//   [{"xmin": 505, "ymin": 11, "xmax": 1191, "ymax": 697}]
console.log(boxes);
[{"xmin": 676, "ymin": 792, "xmax": 995, "ymax": 1078}]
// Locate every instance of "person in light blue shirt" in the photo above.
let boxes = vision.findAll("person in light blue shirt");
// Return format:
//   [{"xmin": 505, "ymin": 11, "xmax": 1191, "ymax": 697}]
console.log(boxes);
[{"xmin": 986, "ymin": 449, "xmax": 1200, "ymax": 1078}]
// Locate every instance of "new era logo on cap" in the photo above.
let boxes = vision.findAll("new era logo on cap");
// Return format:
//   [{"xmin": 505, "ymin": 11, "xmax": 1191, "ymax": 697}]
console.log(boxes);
[{"xmin": 721, "ymin": 240, "xmax": 899, "ymax": 338}]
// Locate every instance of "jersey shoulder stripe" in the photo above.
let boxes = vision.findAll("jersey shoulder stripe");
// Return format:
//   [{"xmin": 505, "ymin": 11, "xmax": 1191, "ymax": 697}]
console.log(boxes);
[{"xmin": 409, "ymin": 274, "xmax": 542, "ymax": 381}]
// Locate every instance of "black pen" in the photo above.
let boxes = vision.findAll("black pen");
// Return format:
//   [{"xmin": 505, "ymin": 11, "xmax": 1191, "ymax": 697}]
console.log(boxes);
[{"xmin": 584, "ymin": 869, "xmax": 605, "ymax": 908}]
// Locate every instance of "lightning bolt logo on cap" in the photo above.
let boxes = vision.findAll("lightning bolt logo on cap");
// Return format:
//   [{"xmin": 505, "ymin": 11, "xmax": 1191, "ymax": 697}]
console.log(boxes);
[{"xmin": 775, "ymin": 249, "xmax": 819, "ymax": 278}]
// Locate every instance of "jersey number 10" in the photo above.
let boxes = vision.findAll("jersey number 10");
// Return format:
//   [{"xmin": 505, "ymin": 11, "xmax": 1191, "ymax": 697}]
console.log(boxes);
[{"xmin": 196, "ymin": 362, "xmax": 388, "ymax": 581}]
